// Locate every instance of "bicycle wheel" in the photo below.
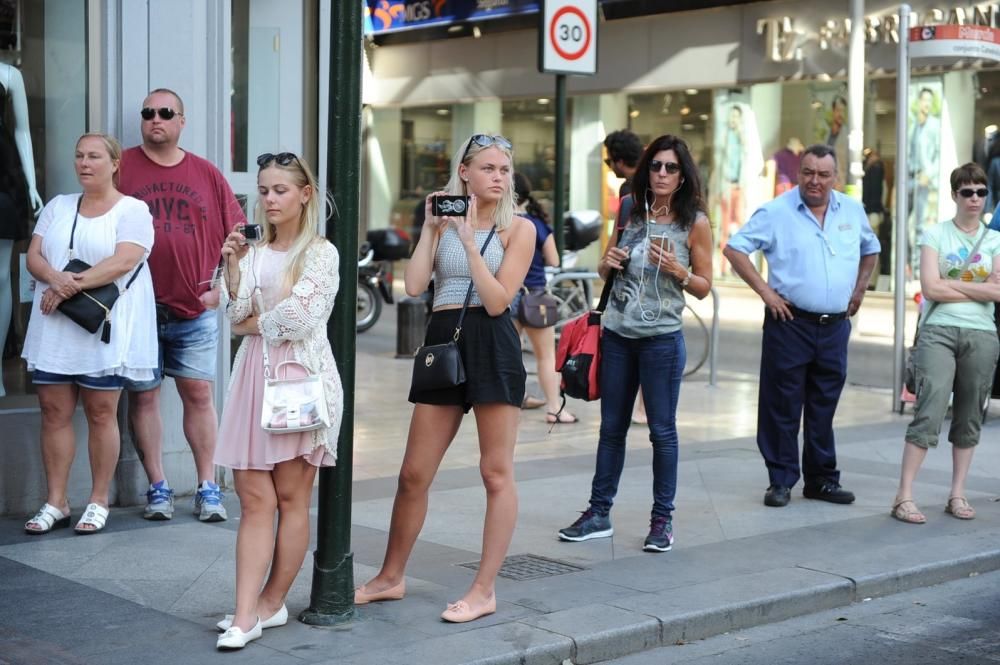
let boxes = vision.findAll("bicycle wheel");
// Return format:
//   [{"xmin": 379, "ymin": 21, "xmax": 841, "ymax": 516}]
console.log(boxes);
[
  {"xmin": 551, "ymin": 278, "xmax": 591, "ymax": 336},
  {"xmin": 682, "ymin": 304, "xmax": 709, "ymax": 377}
]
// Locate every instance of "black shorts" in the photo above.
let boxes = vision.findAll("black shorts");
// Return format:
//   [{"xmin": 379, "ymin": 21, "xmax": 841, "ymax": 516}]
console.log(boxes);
[{"xmin": 408, "ymin": 307, "xmax": 526, "ymax": 413}]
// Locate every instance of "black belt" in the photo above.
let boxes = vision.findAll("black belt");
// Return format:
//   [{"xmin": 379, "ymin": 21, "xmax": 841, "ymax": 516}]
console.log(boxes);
[{"xmin": 789, "ymin": 306, "xmax": 848, "ymax": 325}]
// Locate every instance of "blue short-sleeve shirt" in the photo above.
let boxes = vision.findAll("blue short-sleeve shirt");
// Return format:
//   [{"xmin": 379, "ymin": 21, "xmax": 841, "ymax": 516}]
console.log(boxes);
[{"xmin": 726, "ymin": 187, "xmax": 881, "ymax": 313}]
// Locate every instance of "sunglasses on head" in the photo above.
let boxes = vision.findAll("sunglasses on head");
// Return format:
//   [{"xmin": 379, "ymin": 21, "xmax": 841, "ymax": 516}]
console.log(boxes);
[
  {"xmin": 649, "ymin": 160, "xmax": 681, "ymax": 175},
  {"xmin": 140, "ymin": 107, "xmax": 182, "ymax": 121},
  {"xmin": 957, "ymin": 187, "xmax": 989, "ymax": 199},
  {"xmin": 256, "ymin": 152, "xmax": 300, "ymax": 168},
  {"xmin": 460, "ymin": 134, "xmax": 513, "ymax": 164}
]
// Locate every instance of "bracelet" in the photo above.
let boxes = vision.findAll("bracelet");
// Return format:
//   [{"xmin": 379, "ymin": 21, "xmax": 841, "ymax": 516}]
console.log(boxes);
[{"xmin": 679, "ymin": 270, "xmax": 691, "ymax": 288}]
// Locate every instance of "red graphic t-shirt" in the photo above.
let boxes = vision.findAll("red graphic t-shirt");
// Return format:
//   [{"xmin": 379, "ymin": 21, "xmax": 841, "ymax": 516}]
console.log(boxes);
[{"xmin": 119, "ymin": 147, "xmax": 246, "ymax": 319}]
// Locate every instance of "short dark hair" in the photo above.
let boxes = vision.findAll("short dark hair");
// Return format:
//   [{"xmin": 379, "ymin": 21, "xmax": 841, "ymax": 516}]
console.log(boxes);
[
  {"xmin": 603, "ymin": 130, "xmax": 643, "ymax": 167},
  {"xmin": 147, "ymin": 87, "xmax": 185, "ymax": 114},
  {"xmin": 950, "ymin": 162, "xmax": 987, "ymax": 191},
  {"xmin": 919, "ymin": 87, "xmax": 934, "ymax": 99},
  {"xmin": 832, "ymin": 95, "xmax": 847, "ymax": 110},
  {"xmin": 802, "ymin": 143, "xmax": 837, "ymax": 166}
]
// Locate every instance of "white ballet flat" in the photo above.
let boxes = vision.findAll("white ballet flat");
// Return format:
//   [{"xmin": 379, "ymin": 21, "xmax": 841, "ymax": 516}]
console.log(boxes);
[
  {"xmin": 216, "ymin": 604, "xmax": 287, "ymax": 632},
  {"xmin": 216, "ymin": 619, "xmax": 262, "ymax": 650}
]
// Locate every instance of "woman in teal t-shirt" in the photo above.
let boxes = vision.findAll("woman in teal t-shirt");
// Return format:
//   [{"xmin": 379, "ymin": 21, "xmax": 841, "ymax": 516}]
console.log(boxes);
[{"xmin": 893, "ymin": 163, "xmax": 1000, "ymax": 524}]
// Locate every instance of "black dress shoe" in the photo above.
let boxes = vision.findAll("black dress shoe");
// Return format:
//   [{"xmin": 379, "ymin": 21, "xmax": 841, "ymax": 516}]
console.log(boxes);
[
  {"xmin": 803, "ymin": 481, "xmax": 855, "ymax": 504},
  {"xmin": 764, "ymin": 485, "xmax": 791, "ymax": 507}
]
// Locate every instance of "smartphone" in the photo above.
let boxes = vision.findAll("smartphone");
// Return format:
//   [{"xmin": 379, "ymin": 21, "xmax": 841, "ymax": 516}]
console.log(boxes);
[
  {"xmin": 432, "ymin": 195, "xmax": 470, "ymax": 217},
  {"xmin": 240, "ymin": 224, "xmax": 263, "ymax": 243},
  {"xmin": 650, "ymin": 234, "xmax": 674, "ymax": 254}
]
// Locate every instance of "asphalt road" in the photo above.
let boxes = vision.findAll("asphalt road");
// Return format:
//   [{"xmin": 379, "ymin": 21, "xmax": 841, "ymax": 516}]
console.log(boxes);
[{"xmin": 606, "ymin": 570, "xmax": 1000, "ymax": 665}]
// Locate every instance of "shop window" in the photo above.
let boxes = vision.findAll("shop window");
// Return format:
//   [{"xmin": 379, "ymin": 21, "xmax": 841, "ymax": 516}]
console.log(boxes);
[
  {"xmin": 1, "ymin": 0, "xmax": 87, "ymax": 405},
  {"xmin": 396, "ymin": 106, "xmax": 452, "ymax": 239},
  {"xmin": 501, "ymin": 97, "xmax": 570, "ymax": 217}
]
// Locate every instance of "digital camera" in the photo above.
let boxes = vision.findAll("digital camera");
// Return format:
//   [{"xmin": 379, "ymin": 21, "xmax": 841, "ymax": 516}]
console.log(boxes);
[
  {"xmin": 241, "ymin": 224, "xmax": 263, "ymax": 242},
  {"xmin": 432, "ymin": 195, "xmax": 470, "ymax": 217}
]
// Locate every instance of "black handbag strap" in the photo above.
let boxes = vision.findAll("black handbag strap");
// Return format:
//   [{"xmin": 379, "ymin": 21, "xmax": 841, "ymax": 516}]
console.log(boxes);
[
  {"xmin": 452, "ymin": 226, "xmax": 497, "ymax": 341},
  {"xmin": 70, "ymin": 194, "xmax": 146, "ymax": 291},
  {"xmin": 595, "ymin": 214, "xmax": 628, "ymax": 313}
]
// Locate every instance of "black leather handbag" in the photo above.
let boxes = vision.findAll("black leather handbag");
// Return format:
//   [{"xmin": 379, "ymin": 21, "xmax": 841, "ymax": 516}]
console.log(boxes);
[
  {"xmin": 411, "ymin": 227, "xmax": 496, "ymax": 392},
  {"xmin": 56, "ymin": 196, "xmax": 144, "ymax": 344}
]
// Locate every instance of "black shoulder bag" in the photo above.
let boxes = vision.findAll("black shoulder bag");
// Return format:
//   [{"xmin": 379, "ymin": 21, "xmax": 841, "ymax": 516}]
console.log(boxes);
[
  {"xmin": 56, "ymin": 196, "xmax": 145, "ymax": 344},
  {"xmin": 411, "ymin": 226, "xmax": 496, "ymax": 392}
]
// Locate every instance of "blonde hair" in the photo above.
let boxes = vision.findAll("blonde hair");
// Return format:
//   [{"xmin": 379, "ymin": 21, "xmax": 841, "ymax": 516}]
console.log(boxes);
[
  {"xmin": 76, "ymin": 132, "xmax": 123, "ymax": 188},
  {"xmin": 254, "ymin": 155, "xmax": 322, "ymax": 286},
  {"xmin": 445, "ymin": 134, "xmax": 516, "ymax": 231}
]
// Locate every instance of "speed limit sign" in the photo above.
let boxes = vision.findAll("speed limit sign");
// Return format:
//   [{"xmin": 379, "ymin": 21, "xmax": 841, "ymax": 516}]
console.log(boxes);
[{"xmin": 539, "ymin": 0, "xmax": 598, "ymax": 75}]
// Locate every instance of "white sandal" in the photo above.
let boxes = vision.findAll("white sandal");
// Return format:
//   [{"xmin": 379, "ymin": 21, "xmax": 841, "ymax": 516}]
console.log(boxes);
[
  {"xmin": 74, "ymin": 503, "xmax": 109, "ymax": 534},
  {"xmin": 24, "ymin": 503, "xmax": 71, "ymax": 535}
]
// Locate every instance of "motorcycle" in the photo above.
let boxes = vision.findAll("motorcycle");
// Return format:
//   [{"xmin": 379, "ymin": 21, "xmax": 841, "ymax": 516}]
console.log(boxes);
[
  {"xmin": 357, "ymin": 244, "xmax": 393, "ymax": 333},
  {"xmin": 356, "ymin": 228, "xmax": 410, "ymax": 333}
]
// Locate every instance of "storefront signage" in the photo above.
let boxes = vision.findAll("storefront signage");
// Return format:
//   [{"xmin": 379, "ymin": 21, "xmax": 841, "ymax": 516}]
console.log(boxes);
[
  {"xmin": 758, "ymin": 3, "xmax": 999, "ymax": 62},
  {"xmin": 909, "ymin": 24, "xmax": 1000, "ymax": 61},
  {"xmin": 365, "ymin": 0, "xmax": 538, "ymax": 35},
  {"xmin": 539, "ymin": 0, "xmax": 597, "ymax": 74}
]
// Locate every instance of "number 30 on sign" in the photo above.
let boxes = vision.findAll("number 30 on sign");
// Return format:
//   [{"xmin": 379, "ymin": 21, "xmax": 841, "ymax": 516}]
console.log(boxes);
[{"xmin": 539, "ymin": 0, "xmax": 598, "ymax": 75}]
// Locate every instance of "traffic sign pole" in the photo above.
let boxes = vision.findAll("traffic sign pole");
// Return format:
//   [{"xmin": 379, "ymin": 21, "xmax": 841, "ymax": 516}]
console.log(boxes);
[{"xmin": 554, "ymin": 73, "xmax": 566, "ymax": 261}]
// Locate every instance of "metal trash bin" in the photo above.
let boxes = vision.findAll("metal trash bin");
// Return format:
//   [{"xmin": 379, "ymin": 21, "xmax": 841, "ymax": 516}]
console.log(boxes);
[{"xmin": 396, "ymin": 296, "xmax": 427, "ymax": 358}]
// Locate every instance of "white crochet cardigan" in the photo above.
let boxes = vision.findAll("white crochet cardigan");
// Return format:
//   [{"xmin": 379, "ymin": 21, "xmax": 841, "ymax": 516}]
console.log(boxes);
[{"xmin": 225, "ymin": 239, "xmax": 343, "ymax": 461}]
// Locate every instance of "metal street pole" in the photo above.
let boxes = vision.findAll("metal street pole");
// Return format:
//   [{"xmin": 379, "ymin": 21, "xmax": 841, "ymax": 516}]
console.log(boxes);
[
  {"xmin": 301, "ymin": 0, "xmax": 361, "ymax": 625},
  {"xmin": 553, "ymin": 73, "xmax": 567, "ymax": 261},
  {"xmin": 893, "ymin": 5, "xmax": 910, "ymax": 413},
  {"xmin": 846, "ymin": 0, "xmax": 865, "ymax": 198}
]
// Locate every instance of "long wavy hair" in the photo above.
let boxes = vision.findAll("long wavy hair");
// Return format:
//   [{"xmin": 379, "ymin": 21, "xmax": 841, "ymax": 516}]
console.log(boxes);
[
  {"xmin": 629, "ymin": 134, "xmax": 705, "ymax": 231},
  {"xmin": 444, "ymin": 133, "xmax": 516, "ymax": 231},
  {"xmin": 253, "ymin": 155, "xmax": 323, "ymax": 287}
]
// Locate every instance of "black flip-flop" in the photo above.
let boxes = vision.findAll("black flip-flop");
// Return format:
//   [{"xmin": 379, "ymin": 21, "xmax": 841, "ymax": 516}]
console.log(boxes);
[{"xmin": 546, "ymin": 411, "xmax": 578, "ymax": 424}]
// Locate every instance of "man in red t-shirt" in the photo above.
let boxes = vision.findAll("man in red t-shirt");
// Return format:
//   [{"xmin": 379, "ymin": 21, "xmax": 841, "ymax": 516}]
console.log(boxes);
[{"xmin": 119, "ymin": 88, "xmax": 246, "ymax": 523}]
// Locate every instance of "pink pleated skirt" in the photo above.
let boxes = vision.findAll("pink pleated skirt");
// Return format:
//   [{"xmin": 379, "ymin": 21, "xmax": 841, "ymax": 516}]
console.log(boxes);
[{"xmin": 214, "ymin": 336, "xmax": 335, "ymax": 471}]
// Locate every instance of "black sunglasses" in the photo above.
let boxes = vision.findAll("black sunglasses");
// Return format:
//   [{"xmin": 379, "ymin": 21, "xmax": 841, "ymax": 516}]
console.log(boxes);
[
  {"xmin": 460, "ymin": 134, "xmax": 513, "ymax": 164},
  {"xmin": 649, "ymin": 160, "xmax": 681, "ymax": 175},
  {"xmin": 140, "ymin": 107, "xmax": 182, "ymax": 121},
  {"xmin": 256, "ymin": 152, "xmax": 300, "ymax": 168},
  {"xmin": 957, "ymin": 187, "xmax": 989, "ymax": 199}
]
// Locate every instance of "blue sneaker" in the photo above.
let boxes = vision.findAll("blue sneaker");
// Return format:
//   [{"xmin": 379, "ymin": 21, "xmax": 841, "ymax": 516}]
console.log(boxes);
[
  {"xmin": 144, "ymin": 480, "xmax": 174, "ymax": 520},
  {"xmin": 558, "ymin": 508, "xmax": 613, "ymax": 542},
  {"xmin": 194, "ymin": 481, "xmax": 228, "ymax": 522},
  {"xmin": 643, "ymin": 515, "xmax": 674, "ymax": 553}
]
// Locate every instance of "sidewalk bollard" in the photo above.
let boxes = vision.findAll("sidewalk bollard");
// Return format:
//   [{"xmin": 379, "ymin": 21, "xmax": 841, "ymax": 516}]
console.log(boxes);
[{"xmin": 396, "ymin": 296, "xmax": 427, "ymax": 358}]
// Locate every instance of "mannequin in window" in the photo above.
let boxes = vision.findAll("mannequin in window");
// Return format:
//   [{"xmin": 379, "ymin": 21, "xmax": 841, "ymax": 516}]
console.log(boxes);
[{"xmin": 0, "ymin": 61, "xmax": 43, "ymax": 397}]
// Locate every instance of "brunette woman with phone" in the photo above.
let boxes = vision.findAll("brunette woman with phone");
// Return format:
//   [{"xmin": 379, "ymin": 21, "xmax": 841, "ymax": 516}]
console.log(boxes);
[{"xmin": 557, "ymin": 134, "xmax": 713, "ymax": 553}]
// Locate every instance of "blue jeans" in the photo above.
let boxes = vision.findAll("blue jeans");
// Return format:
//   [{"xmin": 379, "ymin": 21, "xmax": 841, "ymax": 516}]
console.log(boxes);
[
  {"xmin": 588, "ymin": 329, "xmax": 685, "ymax": 519},
  {"xmin": 125, "ymin": 308, "xmax": 219, "ymax": 391}
]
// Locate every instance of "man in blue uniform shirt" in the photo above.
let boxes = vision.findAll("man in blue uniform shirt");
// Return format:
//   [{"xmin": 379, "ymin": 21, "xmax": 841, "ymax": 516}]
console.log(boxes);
[{"xmin": 723, "ymin": 144, "xmax": 880, "ymax": 507}]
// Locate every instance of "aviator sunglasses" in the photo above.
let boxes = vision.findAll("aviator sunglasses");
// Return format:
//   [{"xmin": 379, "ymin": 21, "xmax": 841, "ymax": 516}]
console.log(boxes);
[
  {"xmin": 140, "ymin": 107, "xmax": 183, "ymax": 121},
  {"xmin": 460, "ymin": 134, "xmax": 513, "ymax": 164},
  {"xmin": 256, "ymin": 152, "xmax": 301, "ymax": 168},
  {"xmin": 957, "ymin": 187, "xmax": 989, "ymax": 199},
  {"xmin": 649, "ymin": 159, "xmax": 682, "ymax": 175}
]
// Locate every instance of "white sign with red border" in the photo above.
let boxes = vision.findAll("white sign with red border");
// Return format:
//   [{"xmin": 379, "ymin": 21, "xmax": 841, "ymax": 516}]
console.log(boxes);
[
  {"xmin": 539, "ymin": 0, "xmax": 598, "ymax": 75},
  {"xmin": 909, "ymin": 24, "xmax": 1000, "ymax": 62}
]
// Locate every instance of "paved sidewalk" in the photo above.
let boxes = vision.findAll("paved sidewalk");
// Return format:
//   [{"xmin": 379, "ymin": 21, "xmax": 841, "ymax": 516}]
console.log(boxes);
[{"xmin": 4, "ymin": 294, "xmax": 1000, "ymax": 665}]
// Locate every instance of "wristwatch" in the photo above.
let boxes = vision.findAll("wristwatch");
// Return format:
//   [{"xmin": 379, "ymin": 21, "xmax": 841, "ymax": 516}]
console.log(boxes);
[{"xmin": 679, "ymin": 270, "xmax": 692, "ymax": 288}]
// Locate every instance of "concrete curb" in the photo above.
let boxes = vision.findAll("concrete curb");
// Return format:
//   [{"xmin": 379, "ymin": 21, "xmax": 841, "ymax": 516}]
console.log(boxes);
[{"xmin": 482, "ymin": 548, "xmax": 1000, "ymax": 665}]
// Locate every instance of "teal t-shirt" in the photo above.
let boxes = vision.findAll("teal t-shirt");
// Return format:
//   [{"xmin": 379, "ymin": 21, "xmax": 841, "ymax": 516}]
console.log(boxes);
[{"xmin": 921, "ymin": 220, "xmax": 1000, "ymax": 331}]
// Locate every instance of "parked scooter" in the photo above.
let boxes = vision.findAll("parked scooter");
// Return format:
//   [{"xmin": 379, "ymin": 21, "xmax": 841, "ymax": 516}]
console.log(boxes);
[
  {"xmin": 356, "ymin": 228, "xmax": 410, "ymax": 333},
  {"xmin": 357, "ymin": 244, "xmax": 393, "ymax": 333}
]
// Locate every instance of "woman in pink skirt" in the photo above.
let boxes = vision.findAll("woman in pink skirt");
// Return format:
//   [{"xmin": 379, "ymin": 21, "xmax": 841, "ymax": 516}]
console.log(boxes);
[{"xmin": 213, "ymin": 152, "xmax": 343, "ymax": 650}]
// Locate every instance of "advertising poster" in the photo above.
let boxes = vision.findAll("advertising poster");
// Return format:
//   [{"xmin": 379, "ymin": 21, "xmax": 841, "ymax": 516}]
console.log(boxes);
[
  {"xmin": 809, "ymin": 84, "xmax": 849, "ymax": 188},
  {"xmin": 712, "ymin": 90, "xmax": 763, "ymax": 277},
  {"xmin": 906, "ymin": 78, "xmax": 944, "ymax": 279}
]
